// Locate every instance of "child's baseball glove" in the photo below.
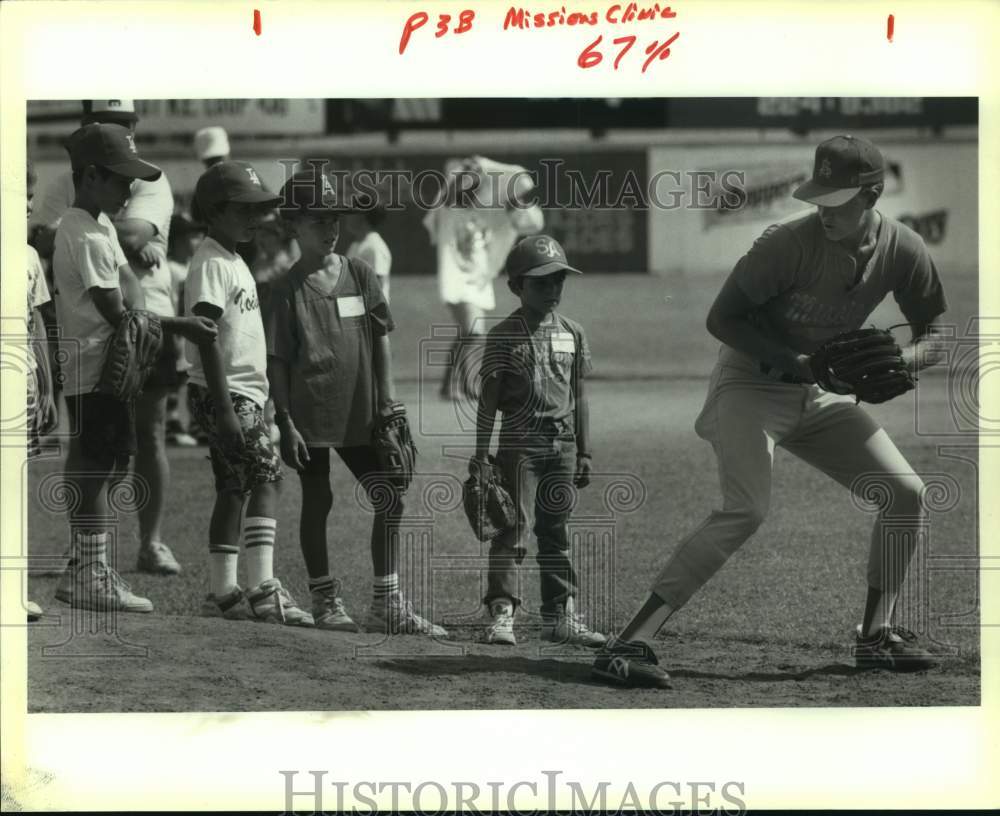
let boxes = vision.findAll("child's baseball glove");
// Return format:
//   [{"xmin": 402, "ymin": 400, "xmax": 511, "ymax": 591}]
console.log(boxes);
[
  {"xmin": 808, "ymin": 327, "xmax": 915, "ymax": 404},
  {"xmin": 463, "ymin": 457, "xmax": 517, "ymax": 542},
  {"xmin": 95, "ymin": 309, "xmax": 164, "ymax": 402},
  {"xmin": 372, "ymin": 401, "xmax": 418, "ymax": 492}
]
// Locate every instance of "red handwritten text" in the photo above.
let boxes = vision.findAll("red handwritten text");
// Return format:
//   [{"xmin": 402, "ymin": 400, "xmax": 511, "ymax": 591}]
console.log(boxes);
[
  {"xmin": 578, "ymin": 31, "xmax": 678, "ymax": 72},
  {"xmin": 400, "ymin": 9, "xmax": 476, "ymax": 54}
]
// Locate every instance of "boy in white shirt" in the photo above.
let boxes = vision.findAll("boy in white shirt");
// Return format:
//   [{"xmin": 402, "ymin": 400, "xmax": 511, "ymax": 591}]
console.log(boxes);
[
  {"xmin": 186, "ymin": 161, "xmax": 312, "ymax": 625},
  {"xmin": 52, "ymin": 124, "xmax": 216, "ymax": 612}
]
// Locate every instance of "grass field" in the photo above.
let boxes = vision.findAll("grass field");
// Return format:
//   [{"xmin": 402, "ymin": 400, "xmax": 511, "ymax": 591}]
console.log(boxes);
[{"xmin": 23, "ymin": 271, "xmax": 981, "ymax": 711}]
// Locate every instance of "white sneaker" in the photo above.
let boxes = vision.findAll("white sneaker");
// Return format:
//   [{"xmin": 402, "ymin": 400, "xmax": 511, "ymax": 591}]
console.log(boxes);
[
  {"xmin": 311, "ymin": 583, "xmax": 360, "ymax": 632},
  {"xmin": 166, "ymin": 431, "xmax": 198, "ymax": 447},
  {"xmin": 365, "ymin": 593, "xmax": 448, "ymax": 637},
  {"xmin": 54, "ymin": 561, "xmax": 154, "ymax": 613},
  {"xmin": 541, "ymin": 606, "xmax": 607, "ymax": 648},
  {"xmin": 201, "ymin": 586, "xmax": 254, "ymax": 620},
  {"xmin": 247, "ymin": 578, "xmax": 314, "ymax": 627},
  {"xmin": 483, "ymin": 601, "xmax": 516, "ymax": 645},
  {"xmin": 27, "ymin": 600, "xmax": 44, "ymax": 621}
]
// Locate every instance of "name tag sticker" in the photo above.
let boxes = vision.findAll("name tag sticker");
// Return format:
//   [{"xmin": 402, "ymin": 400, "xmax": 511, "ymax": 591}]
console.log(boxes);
[
  {"xmin": 337, "ymin": 296, "xmax": 366, "ymax": 318},
  {"xmin": 551, "ymin": 332, "xmax": 575, "ymax": 354}
]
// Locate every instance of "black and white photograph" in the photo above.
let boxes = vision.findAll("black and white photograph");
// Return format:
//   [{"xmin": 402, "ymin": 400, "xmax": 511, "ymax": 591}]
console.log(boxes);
[
  {"xmin": 1, "ymin": 2, "xmax": 996, "ymax": 813},
  {"xmin": 17, "ymin": 95, "xmax": 981, "ymax": 711}
]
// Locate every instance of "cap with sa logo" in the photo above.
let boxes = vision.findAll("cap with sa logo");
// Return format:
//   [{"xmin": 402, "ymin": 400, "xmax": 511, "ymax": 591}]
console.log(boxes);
[
  {"xmin": 505, "ymin": 234, "xmax": 582, "ymax": 279},
  {"xmin": 279, "ymin": 167, "xmax": 364, "ymax": 213},
  {"xmin": 793, "ymin": 134, "xmax": 885, "ymax": 207},
  {"xmin": 195, "ymin": 160, "xmax": 281, "ymax": 211}
]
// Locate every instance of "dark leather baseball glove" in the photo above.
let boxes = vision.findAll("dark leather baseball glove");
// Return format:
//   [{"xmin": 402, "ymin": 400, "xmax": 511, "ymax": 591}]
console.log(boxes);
[
  {"xmin": 463, "ymin": 457, "xmax": 517, "ymax": 542},
  {"xmin": 372, "ymin": 401, "xmax": 417, "ymax": 492},
  {"xmin": 809, "ymin": 327, "xmax": 915, "ymax": 404},
  {"xmin": 95, "ymin": 309, "xmax": 164, "ymax": 402}
]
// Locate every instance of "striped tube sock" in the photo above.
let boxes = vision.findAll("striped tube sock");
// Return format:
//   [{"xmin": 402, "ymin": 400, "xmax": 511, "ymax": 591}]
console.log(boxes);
[
  {"xmin": 373, "ymin": 573, "xmax": 400, "ymax": 602},
  {"xmin": 308, "ymin": 575, "xmax": 335, "ymax": 596},
  {"xmin": 243, "ymin": 517, "xmax": 276, "ymax": 588},
  {"xmin": 209, "ymin": 544, "xmax": 240, "ymax": 597},
  {"xmin": 73, "ymin": 531, "xmax": 108, "ymax": 566}
]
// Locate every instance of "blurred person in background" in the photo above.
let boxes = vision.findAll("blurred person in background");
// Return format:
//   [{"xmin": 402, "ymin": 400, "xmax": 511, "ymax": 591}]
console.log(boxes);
[
  {"xmin": 344, "ymin": 195, "xmax": 391, "ymax": 302},
  {"xmin": 424, "ymin": 155, "xmax": 544, "ymax": 401}
]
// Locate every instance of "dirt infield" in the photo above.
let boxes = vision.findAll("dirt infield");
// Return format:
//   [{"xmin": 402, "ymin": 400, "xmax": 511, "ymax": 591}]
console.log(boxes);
[
  {"xmin": 27, "ymin": 610, "xmax": 979, "ymax": 712},
  {"xmin": 23, "ymin": 371, "xmax": 981, "ymax": 712}
]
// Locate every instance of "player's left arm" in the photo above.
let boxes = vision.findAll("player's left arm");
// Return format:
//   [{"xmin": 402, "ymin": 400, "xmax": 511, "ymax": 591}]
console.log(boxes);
[
  {"xmin": 894, "ymin": 240, "xmax": 949, "ymax": 375},
  {"xmin": 901, "ymin": 318, "xmax": 949, "ymax": 375},
  {"xmin": 372, "ymin": 333, "xmax": 396, "ymax": 409},
  {"xmin": 573, "ymin": 326, "xmax": 593, "ymax": 487}
]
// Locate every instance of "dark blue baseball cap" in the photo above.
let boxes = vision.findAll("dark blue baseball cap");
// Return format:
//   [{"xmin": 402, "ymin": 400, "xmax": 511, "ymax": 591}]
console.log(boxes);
[
  {"xmin": 195, "ymin": 161, "xmax": 281, "ymax": 211},
  {"xmin": 793, "ymin": 134, "xmax": 885, "ymax": 207},
  {"xmin": 505, "ymin": 235, "xmax": 582, "ymax": 279},
  {"xmin": 66, "ymin": 123, "xmax": 161, "ymax": 181}
]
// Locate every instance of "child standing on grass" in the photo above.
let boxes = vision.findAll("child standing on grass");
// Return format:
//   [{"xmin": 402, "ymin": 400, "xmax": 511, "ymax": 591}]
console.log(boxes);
[
  {"xmin": 186, "ymin": 161, "xmax": 312, "ymax": 626},
  {"xmin": 52, "ymin": 124, "xmax": 217, "ymax": 613},
  {"xmin": 471, "ymin": 235, "xmax": 607, "ymax": 647},
  {"xmin": 266, "ymin": 167, "xmax": 446, "ymax": 637}
]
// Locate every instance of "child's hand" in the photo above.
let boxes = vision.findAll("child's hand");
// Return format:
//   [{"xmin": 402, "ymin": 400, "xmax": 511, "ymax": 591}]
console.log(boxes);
[
  {"xmin": 468, "ymin": 455, "xmax": 492, "ymax": 483},
  {"xmin": 178, "ymin": 316, "xmax": 218, "ymax": 346},
  {"xmin": 217, "ymin": 410, "xmax": 244, "ymax": 452},
  {"xmin": 574, "ymin": 455, "xmax": 592, "ymax": 488},
  {"xmin": 279, "ymin": 421, "xmax": 310, "ymax": 471},
  {"xmin": 134, "ymin": 245, "xmax": 161, "ymax": 270}
]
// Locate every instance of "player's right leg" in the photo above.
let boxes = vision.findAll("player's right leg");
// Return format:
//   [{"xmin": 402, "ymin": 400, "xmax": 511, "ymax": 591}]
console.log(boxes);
[
  {"xmin": 297, "ymin": 448, "xmax": 359, "ymax": 632},
  {"xmin": 592, "ymin": 366, "xmax": 800, "ymax": 687},
  {"xmin": 134, "ymin": 384, "xmax": 182, "ymax": 575},
  {"xmin": 56, "ymin": 394, "xmax": 152, "ymax": 613}
]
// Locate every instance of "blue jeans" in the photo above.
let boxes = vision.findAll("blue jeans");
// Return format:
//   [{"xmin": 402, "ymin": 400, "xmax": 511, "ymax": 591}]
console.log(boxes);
[{"xmin": 484, "ymin": 437, "xmax": 579, "ymax": 614}]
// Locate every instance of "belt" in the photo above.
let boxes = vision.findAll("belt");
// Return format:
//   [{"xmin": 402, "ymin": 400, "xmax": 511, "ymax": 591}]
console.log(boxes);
[{"xmin": 759, "ymin": 362, "xmax": 808, "ymax": 385}]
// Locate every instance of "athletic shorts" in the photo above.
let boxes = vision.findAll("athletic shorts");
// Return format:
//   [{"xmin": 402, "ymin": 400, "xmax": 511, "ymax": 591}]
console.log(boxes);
[
  {"xmin": 64, "ymin": 392, "xmax": 136, "ymax": 468},
  {"xmin": 188, "ymin": 384, "xmax": 282, "ymax": 494}
]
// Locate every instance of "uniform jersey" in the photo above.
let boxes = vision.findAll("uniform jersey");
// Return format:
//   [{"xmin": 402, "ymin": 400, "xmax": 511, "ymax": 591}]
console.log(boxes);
[
  {"xmin": 51, "ymin": 208, "xmax": 128, "ymax": 396},
  {"xmin": 728, "ymin": 211, "xmax": 947, "ymax": 361},
  {"xmin": 265, "ymin": 255, "xmax": 394, "ymax": 447},
  {"xmin": 483, "ymin": 309, "xmax": 592, "ymax": 442},
  {"xmin": 184, "ymin": 236, "xmax": 269, "ymax": 408}
]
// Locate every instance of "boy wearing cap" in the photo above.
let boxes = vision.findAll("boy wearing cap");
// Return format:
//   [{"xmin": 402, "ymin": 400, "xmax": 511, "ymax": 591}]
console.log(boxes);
[
  {"xmin": 471, "ymin": 234, "xmax": 607, "ymax": 647},
  {"xmin": 186, "ymin": 161, "xmax": 312, "ymax": 626},
  {"xmin": 592, "ymin": 134, "xmax": 949, "ymax": 689},
  {"xmin": 265, "ymin": 167, "xmax": 446, "ymax": 637},
  {"xmin": 52, "ymin": 124, "xmax": 217, "ymax": 612}
]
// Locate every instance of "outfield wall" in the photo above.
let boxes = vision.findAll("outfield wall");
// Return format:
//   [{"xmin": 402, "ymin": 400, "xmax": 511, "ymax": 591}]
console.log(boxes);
[{"xmin": 647, "ymin": 140, "xmax": 978, "ymax": 276}]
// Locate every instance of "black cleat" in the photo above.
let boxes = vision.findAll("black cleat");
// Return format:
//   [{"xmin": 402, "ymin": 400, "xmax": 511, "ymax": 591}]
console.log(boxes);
[
  {"xmin": 591, "ymin": 637, "xmax": 671, "ymax": 689},
  {"xmin": 853, "ymin": 625, "xmax": 938, "ymax": 672}
]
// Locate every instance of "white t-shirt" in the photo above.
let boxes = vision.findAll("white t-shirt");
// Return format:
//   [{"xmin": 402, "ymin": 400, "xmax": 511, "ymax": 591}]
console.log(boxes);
[
  {"xmin": 346, "ymin": 231, "xmax": 392, "ymax": 300},
  {"xmin": 184, "ymin": 237, "xmax": 269, "ymax": 408},
  {"xmin": 52, "ymin": 208, "xmax": 128, "ymax": 396},
  {"xmin": 31, "ymin": 171, "xmax": 176, "ymax": 316}
]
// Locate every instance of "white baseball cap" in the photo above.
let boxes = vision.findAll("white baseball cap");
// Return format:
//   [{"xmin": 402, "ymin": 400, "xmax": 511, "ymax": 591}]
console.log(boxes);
[
  {"xmin": 82, "ymin": 99, "xmax": 138, "ymax": 125},
  {"xmin": 194, "ymin": 126, "xmax": 231, "ymax": 161}
]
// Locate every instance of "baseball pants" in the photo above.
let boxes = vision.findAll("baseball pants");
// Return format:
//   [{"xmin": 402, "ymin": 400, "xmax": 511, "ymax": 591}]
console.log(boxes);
[{"xmin": 652, "ymin": 361, "xmax": 926, "ymax": 610}]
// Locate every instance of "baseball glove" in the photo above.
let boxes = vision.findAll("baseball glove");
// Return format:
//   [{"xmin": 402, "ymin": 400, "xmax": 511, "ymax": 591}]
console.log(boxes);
[
  {"xmin": 808, "ymin": 327, "xmax": 915, "ymax": 404},
  {"xmin": 372, "ymin": 401, "xmax": 418, "ymax": 492},
  {"xmin": 95, "ymin": 309, "xmax": 164, "ymax": 402},
  {"xmin": 463, "ymin": 457, "xmax": 517, "ymax": 542}
]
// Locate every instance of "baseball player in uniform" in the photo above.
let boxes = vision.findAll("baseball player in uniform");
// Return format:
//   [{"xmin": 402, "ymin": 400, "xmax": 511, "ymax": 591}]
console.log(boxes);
[{"xmin": 593, "ymin": 135, "xmax": 948, "ymax": 688}]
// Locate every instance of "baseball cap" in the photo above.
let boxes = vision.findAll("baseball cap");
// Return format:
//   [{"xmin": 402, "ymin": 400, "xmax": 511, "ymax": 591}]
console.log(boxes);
[
  {"xmin": 81, "ymin": 99, "xmax": 138, "ymax": 126},
  {"xmin": 279, "ymin": 168, "xmax": 360, "ymax": 214},
  {"xmin": 195, "ymin": 161, "xmax": 281, "ymax": 211},
  {"xmin": 194, "ymin": 126, "xmax": 231, "ymax": 161},
  {"xmin": 793, "ymin": 135, "xmax": 885, "ymax": 207},
  {"xmin": 65, "ymin": 123, "xmax": 161, "ymax": 181},
  {"xmin": 505, "ymin": 235, "xmax": 582, "ymax": 279}
]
